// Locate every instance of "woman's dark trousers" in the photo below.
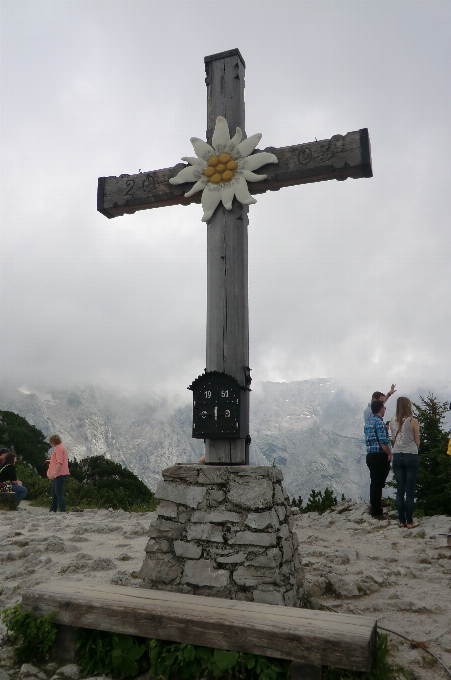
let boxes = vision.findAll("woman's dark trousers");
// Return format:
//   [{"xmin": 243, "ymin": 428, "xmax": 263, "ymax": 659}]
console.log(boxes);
[
  {"xmin": 50, "ymin": 475, "xmax": 69, "ymax": 512},
  {"xmin": 366, "ymin": 453, "xmax": 391, "ymax": 516},
  {"xmin": 392, "ymin": 453, "xmax": 420, "ymax": 524}
]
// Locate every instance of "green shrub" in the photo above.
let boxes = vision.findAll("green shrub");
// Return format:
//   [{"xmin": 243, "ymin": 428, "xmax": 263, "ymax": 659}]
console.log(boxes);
[
  {"xmin": 149, "ymin": 638, "xmax": 290, "ymax": 680},
  {"xmin": 76, "ymin": 629, "xmax": 149, "ymax": 679},
  {"xmin": 76, "ymin": 630, "xmax": 290, "ymax": 680},
  {"xmin": 17, "ymin": 458, "xmax": 157, "ymax": 512},
  {"xmin": 412, "ymin": 394, "xmax": 451, "ymax": 516},
  {"xmin": 0, "ymin": 603, "xmax": 57, "ymax": 663},
  {"xmin": 0, "ymin": 410, "xmax": 157, "ymax": 512},
  {"xmin": 15, "ymin": 461, "xmax": 49, "ymax": 500},
  {"xmin": 291, "ymin": 487, "xmax": 343, "ymax": 514}
]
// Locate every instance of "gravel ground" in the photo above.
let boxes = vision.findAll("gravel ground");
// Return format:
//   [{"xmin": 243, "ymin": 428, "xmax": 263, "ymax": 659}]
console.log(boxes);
[{"xmin": 0, "ymin": 500, "xmax": 450, "ymax": 679}]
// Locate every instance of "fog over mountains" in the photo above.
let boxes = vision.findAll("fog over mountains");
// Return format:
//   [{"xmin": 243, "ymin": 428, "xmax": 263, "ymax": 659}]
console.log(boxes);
[{"xmin": 1, "ymin": 380, "xmax": 448, "ymax": 501}]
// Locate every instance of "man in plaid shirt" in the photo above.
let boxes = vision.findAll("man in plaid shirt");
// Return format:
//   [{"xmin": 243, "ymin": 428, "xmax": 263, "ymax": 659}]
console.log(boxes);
[{"xmin": 364, "ymin": 400, "xmax": 393, "ymax": 519}]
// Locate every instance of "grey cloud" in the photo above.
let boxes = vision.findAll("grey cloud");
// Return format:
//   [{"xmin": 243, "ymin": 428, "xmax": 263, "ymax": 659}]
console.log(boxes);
[{"xmin": 1, "ymin": 1, "xmax": 450, "ymax": 399}]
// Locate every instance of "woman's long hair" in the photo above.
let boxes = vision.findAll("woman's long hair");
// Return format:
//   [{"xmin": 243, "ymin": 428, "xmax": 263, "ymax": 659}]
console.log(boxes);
[
  {"xmin": 2, "ymin": 452, "xmax": 16, "ymax": 466},
  {"xmin": 396, "ymin": 397, "xmax": 413, "ymax": 430}
]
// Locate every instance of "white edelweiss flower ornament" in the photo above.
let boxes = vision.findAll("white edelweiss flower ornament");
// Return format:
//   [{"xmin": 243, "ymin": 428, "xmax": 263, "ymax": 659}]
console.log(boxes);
[{"xmin": 169, "ymin": 116, "xmax": 278, "ymax": 222}]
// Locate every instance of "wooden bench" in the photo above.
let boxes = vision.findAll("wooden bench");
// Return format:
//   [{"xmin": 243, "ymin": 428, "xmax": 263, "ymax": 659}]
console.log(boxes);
[{"xmin": 22, "ymin": 581, "xmax": 377, "ymax": 680}]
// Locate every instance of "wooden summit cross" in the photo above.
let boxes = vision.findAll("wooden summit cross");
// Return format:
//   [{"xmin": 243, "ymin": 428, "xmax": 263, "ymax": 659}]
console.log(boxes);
[{"xmin": 97, "ymin": 48, "xmax": 372, "ymax": 466}]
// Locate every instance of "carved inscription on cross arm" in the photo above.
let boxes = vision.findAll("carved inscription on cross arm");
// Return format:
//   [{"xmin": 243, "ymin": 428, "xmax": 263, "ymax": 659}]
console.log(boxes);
[{"xmin": 98, "ymin": 129, "xmax": 371, "ymax": 219}]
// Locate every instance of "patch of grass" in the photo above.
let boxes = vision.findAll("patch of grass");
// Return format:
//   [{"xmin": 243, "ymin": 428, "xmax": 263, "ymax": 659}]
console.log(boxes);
[
  {"xmin": 412, "ymin": 530, "xmax": 426, "ymax": 539},
  {"xmin": 300, "ymin": 591, "xmax": 315, "ymax": 609}
]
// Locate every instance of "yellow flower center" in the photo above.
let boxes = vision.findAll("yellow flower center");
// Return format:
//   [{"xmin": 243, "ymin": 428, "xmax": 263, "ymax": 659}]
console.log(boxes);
[{"xmin": 204, "ymin": 154, "xmax": 237, "ymax": 183}]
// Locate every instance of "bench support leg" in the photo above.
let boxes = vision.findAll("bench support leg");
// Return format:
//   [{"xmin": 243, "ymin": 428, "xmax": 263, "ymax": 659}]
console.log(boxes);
[
  {"xmin": 52, "ymin": 624, "xmax": 77, "ymax": 661},
  {"xmin": 290, "ymin": 662, "xmax": 325, "ymax": 680}
]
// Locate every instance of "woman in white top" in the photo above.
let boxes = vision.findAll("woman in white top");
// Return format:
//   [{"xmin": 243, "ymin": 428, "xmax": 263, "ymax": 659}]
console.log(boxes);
[{"xmin": 389, "ymin": 397, "xmax": 420, "ymax": 529}]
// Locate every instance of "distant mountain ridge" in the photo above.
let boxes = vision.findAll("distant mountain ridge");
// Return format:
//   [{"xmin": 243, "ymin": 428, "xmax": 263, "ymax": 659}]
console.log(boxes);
[
  {"xmin": 1, "ymin": 379, "xmax": 447, "ymax": 501},
  {"xmin": 0, "ymin": 379, "xmax": 364, "ymax": 499}
]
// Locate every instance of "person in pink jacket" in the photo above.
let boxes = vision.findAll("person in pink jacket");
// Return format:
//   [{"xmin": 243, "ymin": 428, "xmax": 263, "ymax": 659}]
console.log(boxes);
[{"xmin": 47, "ymin": 435, "xmax": 70, "ymax": 512}]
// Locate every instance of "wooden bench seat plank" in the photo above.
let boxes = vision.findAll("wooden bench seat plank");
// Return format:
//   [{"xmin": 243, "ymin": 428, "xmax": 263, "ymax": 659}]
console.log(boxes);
[
  {"xmin": 23, "ymin": 582, "xmax": 376, "ymax": 671},
  {"xmin": 42, "ymin": 581, "xmax": 375, "ymax": 630},
  {"xmin": 25, "ymin": 582, "xmax": 374, "ymax": 636}
]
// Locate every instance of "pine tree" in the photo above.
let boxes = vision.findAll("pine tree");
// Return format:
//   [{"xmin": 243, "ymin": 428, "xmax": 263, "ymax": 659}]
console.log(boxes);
[
  {"xmin": 413, "ymin": 394, "xmax": 451, "ymax": 516},
  {"xmin": 0, "ymin": 410, "xmax": 49, "ymax": 476}
]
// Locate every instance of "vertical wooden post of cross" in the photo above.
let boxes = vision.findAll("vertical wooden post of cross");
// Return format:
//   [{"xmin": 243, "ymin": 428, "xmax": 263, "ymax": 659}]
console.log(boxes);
[{"xmin": 204, "ymin": 50, "xmax": 249, "ymax": 465}]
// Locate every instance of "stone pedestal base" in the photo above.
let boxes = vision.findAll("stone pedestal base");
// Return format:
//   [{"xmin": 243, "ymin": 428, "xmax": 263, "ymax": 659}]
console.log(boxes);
[{"xmin": 139, "ymin": 465, "xmax": 303, "ymax": 606}]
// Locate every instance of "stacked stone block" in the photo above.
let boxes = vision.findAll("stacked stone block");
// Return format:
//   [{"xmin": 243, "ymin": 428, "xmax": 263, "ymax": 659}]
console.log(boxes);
[{"xmin": 138, "ymin": 465, "xmax": 303, "ymax": 606}]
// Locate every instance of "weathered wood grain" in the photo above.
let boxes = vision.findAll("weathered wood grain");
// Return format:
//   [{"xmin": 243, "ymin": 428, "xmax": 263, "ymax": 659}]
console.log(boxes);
[
  {"xmin": 205, "ymin": 202, "xmax": 249, "ymax": 464},
  {"xmin": 204, "ymin": 50, "xmax": 248, "ymax": 464},
  {"xmin": 52, "ymin": 625, "xmax": 77, "ymax": 661},
  {"xmin": 205, "ymin": 48, "xmax": 246, "ymax": 146},
  {"xmin": 98, "ymin": 129, "xmax": 372, "ymax": 219},
  {"xmin": 23, "ymin": 581, "xmax": 377, "ymax": 672}
]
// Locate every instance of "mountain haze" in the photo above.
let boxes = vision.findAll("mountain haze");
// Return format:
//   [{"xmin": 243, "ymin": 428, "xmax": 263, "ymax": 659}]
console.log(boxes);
[{"xmin": 0, "ymin": 379, "xmax": 376, "ymax": 500}]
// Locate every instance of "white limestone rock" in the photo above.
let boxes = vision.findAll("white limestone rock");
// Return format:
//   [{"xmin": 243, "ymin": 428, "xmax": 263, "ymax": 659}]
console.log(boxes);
[
  {"xmin": 53, "ymin": 664, "xmax": 81, "ymax": 680},
  {"xmin": 156, "ymin": 501, "xmax": 178, "ymax": 518},
  {"xmin": 227, "ymin": 478, "xmax": 274, "ymax": 510},
  {"xmin": 327, "ymin": 574, "xmax": 360, "ymax": 599},
  {"xmin": 182, "ymin": 559, "xmax": 229, "ymax": 587},
  {"xmin": 216, "ymin": 552, "xmax": 246, "ymax": 564},
  {"xmin": 20, "ymin": 665, "xmax": 46, "ymax": 680},
  {"xmin": 45, "ymin": 538, "xmax": 65, "ymax": 553},
  {"xmin": 233, "ymin": 566, "xmax": 281, "ymax": 587},
  {"xmin": 229, "ymin": 531, "xmax": 277, "ymax": 547},
  {"xmin": 174, "ymin": 541, "xmax": 202, "ymax": 559},
  {"xmin": 192, "ymin": 511, "xmax": 241, "ymax": 524},
  {"xmin": 247, "ymin": 548, "xmax": 281, "ymax": 568},
  {"xmin": 139, "ymin": 554, "xmax": 182, "ymax": 584},
  {"xmin": 245, "ymin": 509, "xmax": 279, "ymax": 530},
  {"xmin": 253, "ymin": 589, "xmax": 284, "ymax": 606},
  {"xmin": 90, "ymin": 558, "xmax": 116, "ymax": 571},
  {"xmin": 145, "ymin": 538, "xmax": 171, "ymax": 553},
  {"xmin": 186, "ymin": 524, "xmax": 224, "ymax": 543},
  {"xmin": 156, "ymin": 481, "xmax": 206, "ymax": 509},
  {"xmin": 147, "ymin": 519, "xmax": 184, "ymax": 540}
]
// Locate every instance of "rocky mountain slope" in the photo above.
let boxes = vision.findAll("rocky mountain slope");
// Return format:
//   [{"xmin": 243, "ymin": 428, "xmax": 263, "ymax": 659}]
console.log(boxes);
[
  {"xmin": 0, "ymin": 380, "xmax": 370, "ymax": 500},
  {"xmin": 2, "ymin": 380, "xmax": 448, "ymax": 501}
]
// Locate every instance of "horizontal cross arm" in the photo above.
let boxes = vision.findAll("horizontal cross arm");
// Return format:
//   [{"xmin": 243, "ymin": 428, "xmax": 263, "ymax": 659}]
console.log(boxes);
[{"xmin": 98, "ymin": 128, "xmax": 372, "ymax": 219}]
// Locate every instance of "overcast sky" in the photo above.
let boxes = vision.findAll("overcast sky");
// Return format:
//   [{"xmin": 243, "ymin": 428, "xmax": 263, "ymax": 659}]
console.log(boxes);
[{"xmin": 1, "ymin": 0, "xmax": 450, "ymax": 403}]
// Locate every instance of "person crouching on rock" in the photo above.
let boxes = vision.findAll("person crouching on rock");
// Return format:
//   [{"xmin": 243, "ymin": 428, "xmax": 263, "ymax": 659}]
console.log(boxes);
[
  {"xmin": 47, "ymin": 435, "xmax": 70, "ymax": 512},
  {"xmin": 364, "ymin": 400, "xmax": 392, "ymax": 519},
  {"xmin": 0, "ymin": 452, "xmax": 28, "ymax": 508}
]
